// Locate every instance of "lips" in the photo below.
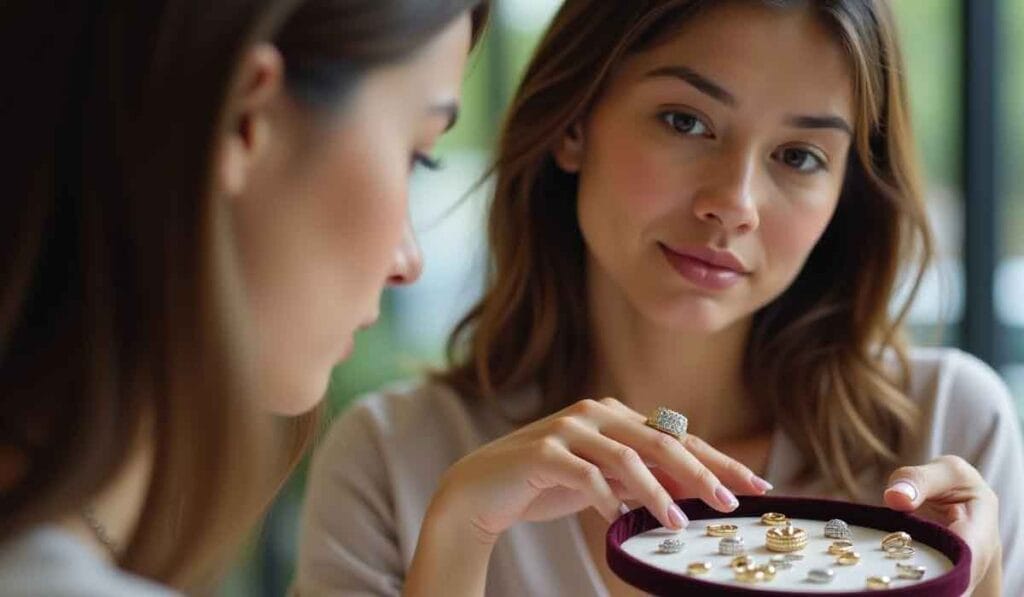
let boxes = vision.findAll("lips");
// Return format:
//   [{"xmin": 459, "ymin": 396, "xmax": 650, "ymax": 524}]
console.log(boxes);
[{"xmin": 658, "ymin": 243, "xmax": 750, "ymax": 291}]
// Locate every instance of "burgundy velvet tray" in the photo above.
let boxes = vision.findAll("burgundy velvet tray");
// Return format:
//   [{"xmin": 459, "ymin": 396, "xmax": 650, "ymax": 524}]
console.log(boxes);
[{"xmin": 607, "ymin": 495, "xmax": 971, "ymax": 596}]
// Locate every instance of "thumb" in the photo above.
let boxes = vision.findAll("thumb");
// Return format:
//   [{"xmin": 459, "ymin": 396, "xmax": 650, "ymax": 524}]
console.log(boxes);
[
  {"xmin": 883, "ymin": 478, "xmax": 920, "ymax": 511},
  {"xmin": 884, "ymin": 456, "xmax": 979, "ymax": 511}
]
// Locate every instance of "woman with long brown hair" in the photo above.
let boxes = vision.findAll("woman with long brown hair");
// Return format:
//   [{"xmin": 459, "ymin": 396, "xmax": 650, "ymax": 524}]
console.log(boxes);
[
  {"xmin": 0, "ymin": 0, "xmax": 487, "ymax": 593},
  {"xmin": 298, "ymin": 1, "xmax": 1024, "ymax": 596}
]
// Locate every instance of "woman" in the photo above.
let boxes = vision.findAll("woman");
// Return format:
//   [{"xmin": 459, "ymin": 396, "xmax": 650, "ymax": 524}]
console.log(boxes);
[
  {"xmin": 0, "ymin": 0, "xmax": 487, "ymax": 594},
  {"xmin": 297, "ymin": 1, "xmax": 1024, "ymax": 596}
]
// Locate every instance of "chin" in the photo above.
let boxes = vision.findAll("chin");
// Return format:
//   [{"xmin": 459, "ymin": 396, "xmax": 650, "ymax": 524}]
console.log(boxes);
[
  {"xmin": 261, "ymin": 369, "xmax": 331, "ymax": 417},
  {"xmin": 646, "ymin": 294, "xmax": 746, "ymax": 335}
]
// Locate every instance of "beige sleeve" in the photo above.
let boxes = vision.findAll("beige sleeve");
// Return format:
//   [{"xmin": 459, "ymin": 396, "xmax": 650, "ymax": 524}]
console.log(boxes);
[
  {"xmin": 292, "ymin": 401, "xmax": 403, "ymax": 597},
  {"xmin": 933, "ymin": 350, "xmax": 1024, "ymax": 596}
]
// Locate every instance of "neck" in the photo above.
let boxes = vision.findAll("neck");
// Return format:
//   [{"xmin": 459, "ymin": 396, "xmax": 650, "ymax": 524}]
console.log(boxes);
[
  {"xmin": 60, "ymin": 436, "xmax": 152, "ymax": 564},
  {"xmin": 584, "ymin": 263, "xmax": 768, "ymax": 445}
]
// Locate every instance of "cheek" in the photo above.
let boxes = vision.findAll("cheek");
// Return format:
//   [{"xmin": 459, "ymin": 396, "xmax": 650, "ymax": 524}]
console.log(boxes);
[
  {"xmin": 758, "ymin": 199, "xmax": 837, "ymax": 283},
  {"xmin": 578, "ymin": 115, "xmax": 685, "ymax": 237}
]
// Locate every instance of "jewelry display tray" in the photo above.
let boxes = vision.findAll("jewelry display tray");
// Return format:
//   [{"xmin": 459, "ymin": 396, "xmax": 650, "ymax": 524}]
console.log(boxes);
[{"xmin": 607, "ymin": 496, "xmax": 970, "ymax": 596}]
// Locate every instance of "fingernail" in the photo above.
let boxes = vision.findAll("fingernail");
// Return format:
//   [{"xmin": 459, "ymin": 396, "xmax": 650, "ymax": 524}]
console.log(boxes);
[
  {"xmin": 751, "ymin": 476, "xmax": 774, "ymax": 494},
  {"xmin": 887, "ymin": 481, "xmax": 918, "ymax": 502},
  {"xmin": 667, "ymin": 504, "xmax": 689, "ymax": 529},
  {"xmin": 619, "ymin": 503, "xmax": 631, "ymax": 516},
  {"xmin": 715, "ymin": 486, "xmax": 740, "ymax": 511}
]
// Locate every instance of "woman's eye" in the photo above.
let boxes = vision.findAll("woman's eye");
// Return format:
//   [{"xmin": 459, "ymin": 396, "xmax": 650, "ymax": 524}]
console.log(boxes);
[
  {"xmin": 412, "ymin": 152, "xmax": 443, "ymax": 171},
  {"xmin": 776, "ymin": 147, "xmax": 826, "ymax": 173},
  {"xmin": 660, "ymin": 111, "xmax": 712, "ymax": 138}
]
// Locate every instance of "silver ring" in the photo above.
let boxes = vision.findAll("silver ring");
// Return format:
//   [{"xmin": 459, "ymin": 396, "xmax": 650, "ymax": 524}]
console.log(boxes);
[
  {"xmin": 807, "ymin": 568, "xmax": 835, "ymax": 584},
  {"xmin": 769, "ymin": 555, "xmax": 793, "ymax": 570},
  {"xmin": 657, "ymin": 538, "xmax": 685, "ymax": 554},
  {"xmin": 645, "ymin": 407, "xmax": 688, "ymax": 439},
  {"xmin": 824, "ymin": 518, "xmax": 852, "ymax": 540},
  {"xmin": 719, "ymin": 536, "xmax": 746, "ymax": 556}
]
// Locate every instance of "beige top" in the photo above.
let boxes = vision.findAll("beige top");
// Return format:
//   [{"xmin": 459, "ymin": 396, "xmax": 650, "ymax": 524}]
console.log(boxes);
[
  {"xmin": 293, "ymin": 347, "xmax": 1024, "ymax": 596},
  {"xmin": 0, "ymin": 525, "xmax": 177, "ymax": 596}
]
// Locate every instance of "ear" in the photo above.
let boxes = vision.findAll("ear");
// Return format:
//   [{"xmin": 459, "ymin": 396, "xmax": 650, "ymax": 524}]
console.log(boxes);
[
  {"xmin": 217, "ymin": 44, "xmax": 285, "ymax": 198},
  {"xmin": 552, "ymin": 120, "xmax": 585, "ymax": 173}
]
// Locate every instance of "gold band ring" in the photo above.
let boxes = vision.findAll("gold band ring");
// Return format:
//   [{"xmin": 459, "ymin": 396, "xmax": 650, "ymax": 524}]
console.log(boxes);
[{"xmin": 706, "ymin": 523, "xmax": 739, "ymax": 537}]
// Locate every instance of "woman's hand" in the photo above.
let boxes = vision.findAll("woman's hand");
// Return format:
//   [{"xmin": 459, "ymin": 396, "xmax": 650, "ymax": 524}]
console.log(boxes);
[
  {"xmin": 884, "ymin": 455, "xmax": 1002, "ymax": 597},
  {"xmin": 430, "ymin": 397, "xmax": 771, "ymax": 543}
]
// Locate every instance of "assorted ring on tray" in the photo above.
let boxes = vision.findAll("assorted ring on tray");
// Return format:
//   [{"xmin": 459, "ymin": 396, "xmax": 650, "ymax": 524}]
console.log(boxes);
[{"xmin": 609, "ymin": 497, "xmax": 969, "ymax": 595}]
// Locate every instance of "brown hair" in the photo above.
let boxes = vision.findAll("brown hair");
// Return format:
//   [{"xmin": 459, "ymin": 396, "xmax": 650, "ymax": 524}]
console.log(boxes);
[
  {"xmin": 0, "ymin": 0, "xmax": 487, "ymax": 589},
  {"xmin": 438, "ymin": 0, "xmax": 932, "ymax": 498}
]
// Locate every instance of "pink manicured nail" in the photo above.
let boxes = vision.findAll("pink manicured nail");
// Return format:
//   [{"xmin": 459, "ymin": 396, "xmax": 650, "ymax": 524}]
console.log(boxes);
[
  {"xmin": 751, "ymin": 476, "xmax": 774, "ymax": 494},
  {"xmin": 887, "ymin": 481, "xmax": 919, "ymax": 502},
  {"xmin": 715, "ymin": 486, "xmax": 740, "ymax": 510},
  {"xmin": 668, "ymin": 504, "xmax": 689, "ymax": 529}
]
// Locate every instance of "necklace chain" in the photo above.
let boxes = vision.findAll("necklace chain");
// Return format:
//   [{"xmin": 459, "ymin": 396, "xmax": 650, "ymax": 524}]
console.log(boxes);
[{"xmin": 81, "ymin": 506, "xmax": 118, "ymax": 556}]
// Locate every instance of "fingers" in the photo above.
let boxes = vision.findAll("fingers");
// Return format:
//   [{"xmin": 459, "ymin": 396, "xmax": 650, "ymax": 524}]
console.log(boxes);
[
  {"xmin": 593, "ymin": 416, "xmax": 734, "ymax": 512},
  {"xmin": 598, "ymin": 397, "xmax": 771, "ymax": 496},
  {"xmin": 682, "ymin": 434, "xmax": 773, "ymax": 495},
  {"xmin": 884, "ymin": 455, "xmax": 987, "ymax": 511},
  {"xmin": 533, "ymin": 438, "xmax": 623, "ymax": 524},
  {"xmin": 558, "ymin": 420, "xmax": 688, "ymax": 529}
]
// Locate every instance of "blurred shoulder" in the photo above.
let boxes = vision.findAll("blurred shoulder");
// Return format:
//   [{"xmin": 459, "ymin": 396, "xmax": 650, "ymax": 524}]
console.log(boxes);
[
  {"xmin": 0, "ymin": 526, "xmax": 177, "ymax": 597},
  {"xmin": 318, "ymin": 379, "xmax": 519, "ymax": 465}
]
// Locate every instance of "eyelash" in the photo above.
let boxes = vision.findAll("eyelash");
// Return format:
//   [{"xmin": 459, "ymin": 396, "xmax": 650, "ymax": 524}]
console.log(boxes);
[
  {"xmin": 772, "ymin": 147, "xmax": 828, "ymax": 174},
  {"xmin": 412, "ymin": 152, "xmax": 444, "ymax": 171},
  {"xmin": 659, "ymin": 110, "xmax": 714, "ymax": 139},
  {"xmin": 659, "ymin": 110, "xmax": 828, "ymax": 174}
]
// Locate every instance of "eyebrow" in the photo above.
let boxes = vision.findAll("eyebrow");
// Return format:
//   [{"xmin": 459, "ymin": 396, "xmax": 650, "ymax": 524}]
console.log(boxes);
[
  {"xmin": 645, "ymin": 65, "xmax": 737, "ymax": 107},
  {"xmin": 431, "ymin": 101, "xmax": 460, "ymax": 132},
  {"xmin": 785, "ymin": 114, "xmax": 853, "ymax": 136},
  {"xmin": 645, "ymin": 64, "xmax": 853, "ymax": 136}
]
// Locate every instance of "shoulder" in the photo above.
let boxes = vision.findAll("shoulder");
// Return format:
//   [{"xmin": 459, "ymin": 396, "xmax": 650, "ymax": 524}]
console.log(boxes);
[
  {"xmin": 311, "ymin": 379, "xmax": 520, "ymax": 489},
  {"xmin": 0, "ymin": 526, "xmax": 177, "ymax": 597},
  {"xmin": 902, "ymin": 346, "xmax": 1021, "ymax": 456},
  {"xmin": 320, "ymin": 379, "xmax": 502, "ymax": 457},
  {"xmin": 903, "ymin": 346, "xmax": 1014, "ymax": 414}
]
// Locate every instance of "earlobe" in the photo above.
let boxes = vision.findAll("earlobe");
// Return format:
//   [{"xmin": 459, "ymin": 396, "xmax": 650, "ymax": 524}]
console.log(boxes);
[
  {"xmin": 216, "ymin": 44, "xmax": 285, "ymax": 199},
  {"xmin": 552, "ymin": 120, "xmax": 585, "ymax": 173}
]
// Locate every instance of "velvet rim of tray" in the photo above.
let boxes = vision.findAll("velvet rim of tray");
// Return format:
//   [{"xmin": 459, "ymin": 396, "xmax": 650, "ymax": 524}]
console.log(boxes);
[{"xmin": 606, "ymin": 495, "xmax": 971, "ymax": 596}]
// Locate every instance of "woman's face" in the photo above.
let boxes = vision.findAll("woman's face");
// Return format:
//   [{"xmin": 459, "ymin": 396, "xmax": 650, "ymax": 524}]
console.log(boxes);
[
  {"xmin": 556, "ymin": 2, "xmax": 855, "ymax": 334},
  {"xmin": 228, "ymin": 15, "xmax": 471, "ymax": 415}
]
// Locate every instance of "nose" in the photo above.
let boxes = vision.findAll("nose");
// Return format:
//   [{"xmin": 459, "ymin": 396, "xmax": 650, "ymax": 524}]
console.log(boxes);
[
  {"xmin": 386, "ymin": 220, "xmax": 423, "ymax": 286},
  {"xmin": 691, "ymin": 150, "xmax": 761, "ymax": 234}
]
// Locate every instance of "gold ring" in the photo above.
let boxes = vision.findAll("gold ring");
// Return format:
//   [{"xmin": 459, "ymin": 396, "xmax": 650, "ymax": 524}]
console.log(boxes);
[
  {"xmin": 881, "ymin": 531, "xmax": 912, "ymax": 550},
  {"xmin": 896, "ymin": 563, "xmax": 927, "ymax": 580},
  {"xmin": 730, "ymin": 555, "xmax": 755, "ymax": 572},
  {"xmin": 828, "ymin": 539, "xmax": 855, "ymax": 555},
  {"xmin": 765, "ymin": 521, "xmax": 808, "ymax": 553},
  {"xmin": 706, "ymin": 523, "xmax": 739, "ymax": 537},
  {"xmin": 885, "ymin": 545, "xmax": 916, "ymax": 560},
  {"xmin": 645, "ymin": 407, "xmax": 688, "ymax": 439},
  {"xmin": 760, "ymin": 512, "xmax": 788, "ymax": 526},
  {"xmin": 836, "ymin": 551, "xmax": 862, "ymax": 566},
  {"xmin": 866, "ymin": 575, "xmax": 892, "ymax": 590},
  {"xmin": 735, "ymin": 567, "xmax": 767, "ymax": 583},
  {"xmin": 755, "ymin": 564, "xmax": 777, "ymax": 581},
  {"xmin": 687, "ymin": 561, "xmax": 712, "ymax": 576}
]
